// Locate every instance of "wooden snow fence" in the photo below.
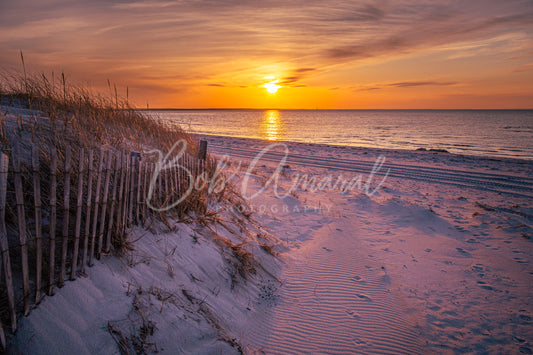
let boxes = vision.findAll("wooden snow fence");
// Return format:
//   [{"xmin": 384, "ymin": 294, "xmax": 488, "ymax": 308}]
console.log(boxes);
[{"xmin": 0, "ymin": 141, "xmax": 213, "ymax": 350}]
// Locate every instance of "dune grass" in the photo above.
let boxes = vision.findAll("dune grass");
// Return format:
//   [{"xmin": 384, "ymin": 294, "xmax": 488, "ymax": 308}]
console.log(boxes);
[
  {"xmin": 0, "ymin": 69, "xmax": 197, "ymax": 154},
  {"xmin": 0, "ymin": 68, "xmax": 213, "ymax": 255}
]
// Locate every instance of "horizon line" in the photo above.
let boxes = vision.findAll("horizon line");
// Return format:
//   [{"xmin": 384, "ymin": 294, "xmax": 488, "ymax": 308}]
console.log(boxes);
[{"xmin": 137, "ymin": 107, "xmax": 533, "ymax": 111}]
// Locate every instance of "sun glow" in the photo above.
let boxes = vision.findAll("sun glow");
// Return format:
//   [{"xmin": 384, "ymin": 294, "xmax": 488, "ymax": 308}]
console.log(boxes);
[
  {"xmin": 262, "ymin": 110, "xmax": 280, "ymax": 141},
  {"xmin": 264, "ymin": 78, "xmax": 280, "ymax": 93}
]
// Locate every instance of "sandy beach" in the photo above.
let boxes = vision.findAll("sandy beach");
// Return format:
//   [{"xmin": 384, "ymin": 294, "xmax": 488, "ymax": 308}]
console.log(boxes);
[
  {"xmin": 204, "ymin": 135, "xmax": 532, "ymax": 353},
  {"xmin": 9, "ymin": 133, "xmax": 532, "ymax": 354}
]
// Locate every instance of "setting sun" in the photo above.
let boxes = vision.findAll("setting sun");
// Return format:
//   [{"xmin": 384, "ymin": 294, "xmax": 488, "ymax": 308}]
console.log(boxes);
[{"xmin": 264, "ymin": 81, "xmax": 280, "ymax": 94}]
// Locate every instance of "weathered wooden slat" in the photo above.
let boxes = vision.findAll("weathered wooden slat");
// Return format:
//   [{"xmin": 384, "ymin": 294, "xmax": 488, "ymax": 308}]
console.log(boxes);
[
  {"xmin": 164, "ymin": 160, "xmax": 169, "ymax": 196},
  {"xmin": 123, "ymin": 153, "xmax": 132, "ymax": 232},
  {"xmin": 48, "ymin": 148, "xmax": 57, "ymax": 296},
  {"xmin": 142, "ymin": 158, "xmax": 150, "ymax": 223},
  {"xmin": 0, "ymin": 154, "xmax": 6, "ymax": 344},
  {"xmin": 70, "ymin": 148, "xmax": 84, "ymax": 281},
  {"xmin": 115, "ymin": 152, "xmax": 126, "ymax": 239},
  {"xmin": 98, "ymin": 151, "xmax": 112, "ymax": 258},
  {"xmin": 80, "ymin": 149, "xmax": 93, "ymax": 274},
  {"xmin": 136, "ymin": 157, "xmax": 142, "ymax": 224},
  {"xmin": 177, "ymin": 160, "xmax": 182, "ymax": 209},
  {"xmin": 118, "ymin": 152, "xmax": 128, "ymax": 237},
  {"xmin": 169, "ymin": 158, "xmax": 175, "ymax": 198},
  {"xmin": 0, "ymin": 153, "xmax": 16, "ymax": 332},
  {"xmin": 89, "ymin": 149, "xmax": 104, "ymax": 266},
  {"xmin": 127, "ymin": 154, "xmax": 135, "ymax": 226},
  {"xmin": 122, "ymin": 152, "xmax": 131, "ymax": 234},
  {"xmin": 0, "ymin": 316, "xmax": 4, "ymax": 351},
  {"xmin": 12, "ymin": 144, "xmax": 30, "ymax": 315},
  {"xmin": 32, "ymin": 145, "xmax": 43, "ymax": 304},
  {"xmin": 198, "ymin": 139, "xmax": 207, "ymax": 160},
  {"xmin": 132, "ymin": 154, "xmax": 139, "ymax": 224},
  {"xmin": 157, "ymin": 160, "xmax": 162, "ymax": 206},
  {"xmin": 59, "ymin": 145, "xmax": 71, "ymax": 287},
  {"xmin": 106, "ymin": 153, "xmax": 120, "ymax": 253}
]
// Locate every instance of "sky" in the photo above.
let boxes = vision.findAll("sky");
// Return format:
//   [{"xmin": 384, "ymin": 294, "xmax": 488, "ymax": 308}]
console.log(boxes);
[{"xmin": 1, "ymin": 0, "xmax": 532, "ymax": 109}]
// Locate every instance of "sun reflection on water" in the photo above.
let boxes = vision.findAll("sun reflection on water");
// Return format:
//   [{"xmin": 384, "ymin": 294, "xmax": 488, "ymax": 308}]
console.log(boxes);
[{"xmin": 263, "ymin": 110, "xmax": 280, "ymax": 141}]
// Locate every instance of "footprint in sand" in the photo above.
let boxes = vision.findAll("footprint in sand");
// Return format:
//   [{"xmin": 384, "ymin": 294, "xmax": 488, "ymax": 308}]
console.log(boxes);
[
  {"xmin": 350, "ymin": 276, "xmax": 365, "ymax": 283},
  {"xmin": 352, "ymin": 338, "xmax": 368, "ymax": 346},
  {"xmin": 471, "ymin": 264, "xmax": 484, "ymax": 272},
  {"xmin": 356, "ymin": 294, "xmax": 372, "ymax": 302},
  {"xmin": 514, "ymin": 257, "xmax": 529, "ymax": 264},
  {"xmin": 518, "ymin": 346, "xmax": 532, "ymax": 354},
  {"xmin": 518, "ymin": 314, "xmax": 532, "ymax": 323},
  {"xmin": 427, "ymin": 305, "xmax": 441, "ymax": 311},
  {"xmin": 456, "ymin": 247, "xmax": 472, "ymax": 257},
  {"xmin": 477, "ymin": 281, "xmax": 495, "ymax": 291},
  {"xmin": 345, "ymin": 310, "xmax": 362, "ymax": 319}
]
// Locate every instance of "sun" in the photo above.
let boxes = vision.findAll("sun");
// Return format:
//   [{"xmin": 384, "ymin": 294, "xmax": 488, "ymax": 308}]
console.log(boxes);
[
  {"xmin": 264, "ymin": 83, "xmax": 280, "ymax": 93},
  {"xmin": 263, "ymin": 77, "xmax": 281, "ymax": 93}
]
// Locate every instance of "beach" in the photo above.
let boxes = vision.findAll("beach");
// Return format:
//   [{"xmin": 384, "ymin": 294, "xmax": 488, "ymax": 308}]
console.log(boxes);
[
  {"xmin": 204, "ymin": 135, "xmax": 533, "ymax": 353},
  {"xmin": 10, "ymin": 133, "xmax": 532, "ymax": 354}
]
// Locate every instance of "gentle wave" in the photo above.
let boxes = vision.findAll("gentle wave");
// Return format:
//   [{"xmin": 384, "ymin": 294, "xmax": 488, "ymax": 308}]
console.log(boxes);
[{"xmin": 149, "ymin": 109, "xmax": 533, "ymax": 160}]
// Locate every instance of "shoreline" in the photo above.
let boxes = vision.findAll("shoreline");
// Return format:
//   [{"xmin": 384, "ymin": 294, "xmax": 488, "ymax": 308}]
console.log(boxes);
[{"xmin": 196, "ymin": 133, "xmax": 533, "ymax": 163}]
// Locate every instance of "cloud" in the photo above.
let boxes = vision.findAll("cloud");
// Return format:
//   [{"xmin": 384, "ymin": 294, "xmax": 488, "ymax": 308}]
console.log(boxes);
[
  {"xmin": 324, "ymin": 10, "xmax": 533, "ymax": 62},
  {"xmin": 353, "ymin": 80, "xmax": 458, "ymax": 91},
  {"xmin": 0, "ymin": 0, "xmax": 532, "ymax": 108},
  {"xmin": 276, "ymin": 67, "xmax": 318, "ymax": 87},
  {"xmin": 512, "ymin": 62, "xmax": 533, "ymax": 73},
  {"xmin": 388, "ymin": 81, "xmax": 458, "ymax": 88},
  {"xmin": 293, "ymin": 67, "xmax": 317, "ymax": 74}
]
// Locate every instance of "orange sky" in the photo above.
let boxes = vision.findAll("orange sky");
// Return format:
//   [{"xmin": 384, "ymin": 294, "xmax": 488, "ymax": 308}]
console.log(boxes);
[{"xmin": 1, "ymin": 0, "xmax": 532, "ymax": 109}]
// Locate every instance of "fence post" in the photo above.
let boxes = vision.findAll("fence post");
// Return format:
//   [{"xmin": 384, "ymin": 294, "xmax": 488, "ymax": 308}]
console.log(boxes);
[
  {"xmin": 142, "ymin": 158, "xmax": 150, "ymax": 223},
  {"xmin": 90, "ymin": 149, "xmax": 104, "ymax": 266},
  {"xmin": 70, "ymin": 148, "xmax": 84, "ymax": 281},
  {"xmin": 81, "ymin": 149, "xmax": 93, "ymax": 274},
  {"xmin": 136, "ymin": 156, "xmax": 143, "ymax": 224},
  {"xmin": 59, "ymin": 145, "xmax": 71, "ymax": 287},
  {"xmin": 115, "ymin": 152, "xmax": 126, "ymax": 239},
  {"xmin": 48, "ymin": 148, "xmax": 57, "ymax": 296},
  {"xmin": 32, "ymin": 146, "xmax": 43, "ymax": 304},
  {"xmin": 129, "ymin": 152, "xmax": 140, "ymax": 225},
  {"xmin": 120, "ymin": 152, "xmax": 130, "ymax": 236},
  {"xmin": 106, "ymin": 153, "xmax": 120, "ymax": 253},
  {"xmin": 11, "ymin": 144, "xmax": 30, "ymax": 315},
  {"xmin": 198, "ymin": 140, "xmax": 207, "ymax": 160},
  {"xmin": 0, "ymin": 153, "xmax": 16, "ymax": 334},
  {"xmin": 98, "ymin": 151, "xmax": 112, "ymax": 258}
]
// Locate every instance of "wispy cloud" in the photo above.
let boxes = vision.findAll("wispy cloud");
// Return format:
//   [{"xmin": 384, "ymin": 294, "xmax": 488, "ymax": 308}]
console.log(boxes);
[
  {"xmin": 354, "ymin": 80, "xmax": 459, "ymax": 91},
  {"xmin": 324, "ymin": 12, "xmax": 533, "ymax": 63},
  {"xmin": 0, "ymin": 0, "xmax": 531, "ymax": 107},
  {"xmin": 389, "ymin": 81, "xmax": 458, "ymax": 88}
]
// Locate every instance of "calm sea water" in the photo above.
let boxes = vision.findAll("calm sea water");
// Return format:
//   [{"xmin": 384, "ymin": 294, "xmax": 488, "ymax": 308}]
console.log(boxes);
[{"xmin": 148, "ymin": 109, "xmax": 533, "ymax": 160}]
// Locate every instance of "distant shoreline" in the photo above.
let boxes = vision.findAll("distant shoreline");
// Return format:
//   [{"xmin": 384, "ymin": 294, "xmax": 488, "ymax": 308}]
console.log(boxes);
[
  {"xmin": 196, "ymin": 133, "xmax": 533, "ymax": 163},
  {"xmin": 138, "ymin": 108, "xmax": 533, "ymax": 111}
]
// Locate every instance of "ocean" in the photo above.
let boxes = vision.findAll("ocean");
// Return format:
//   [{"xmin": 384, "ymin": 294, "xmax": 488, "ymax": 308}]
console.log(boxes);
[{"xmin": 148, "ymin": 109, "xmax": 533, "ymax": 160}]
